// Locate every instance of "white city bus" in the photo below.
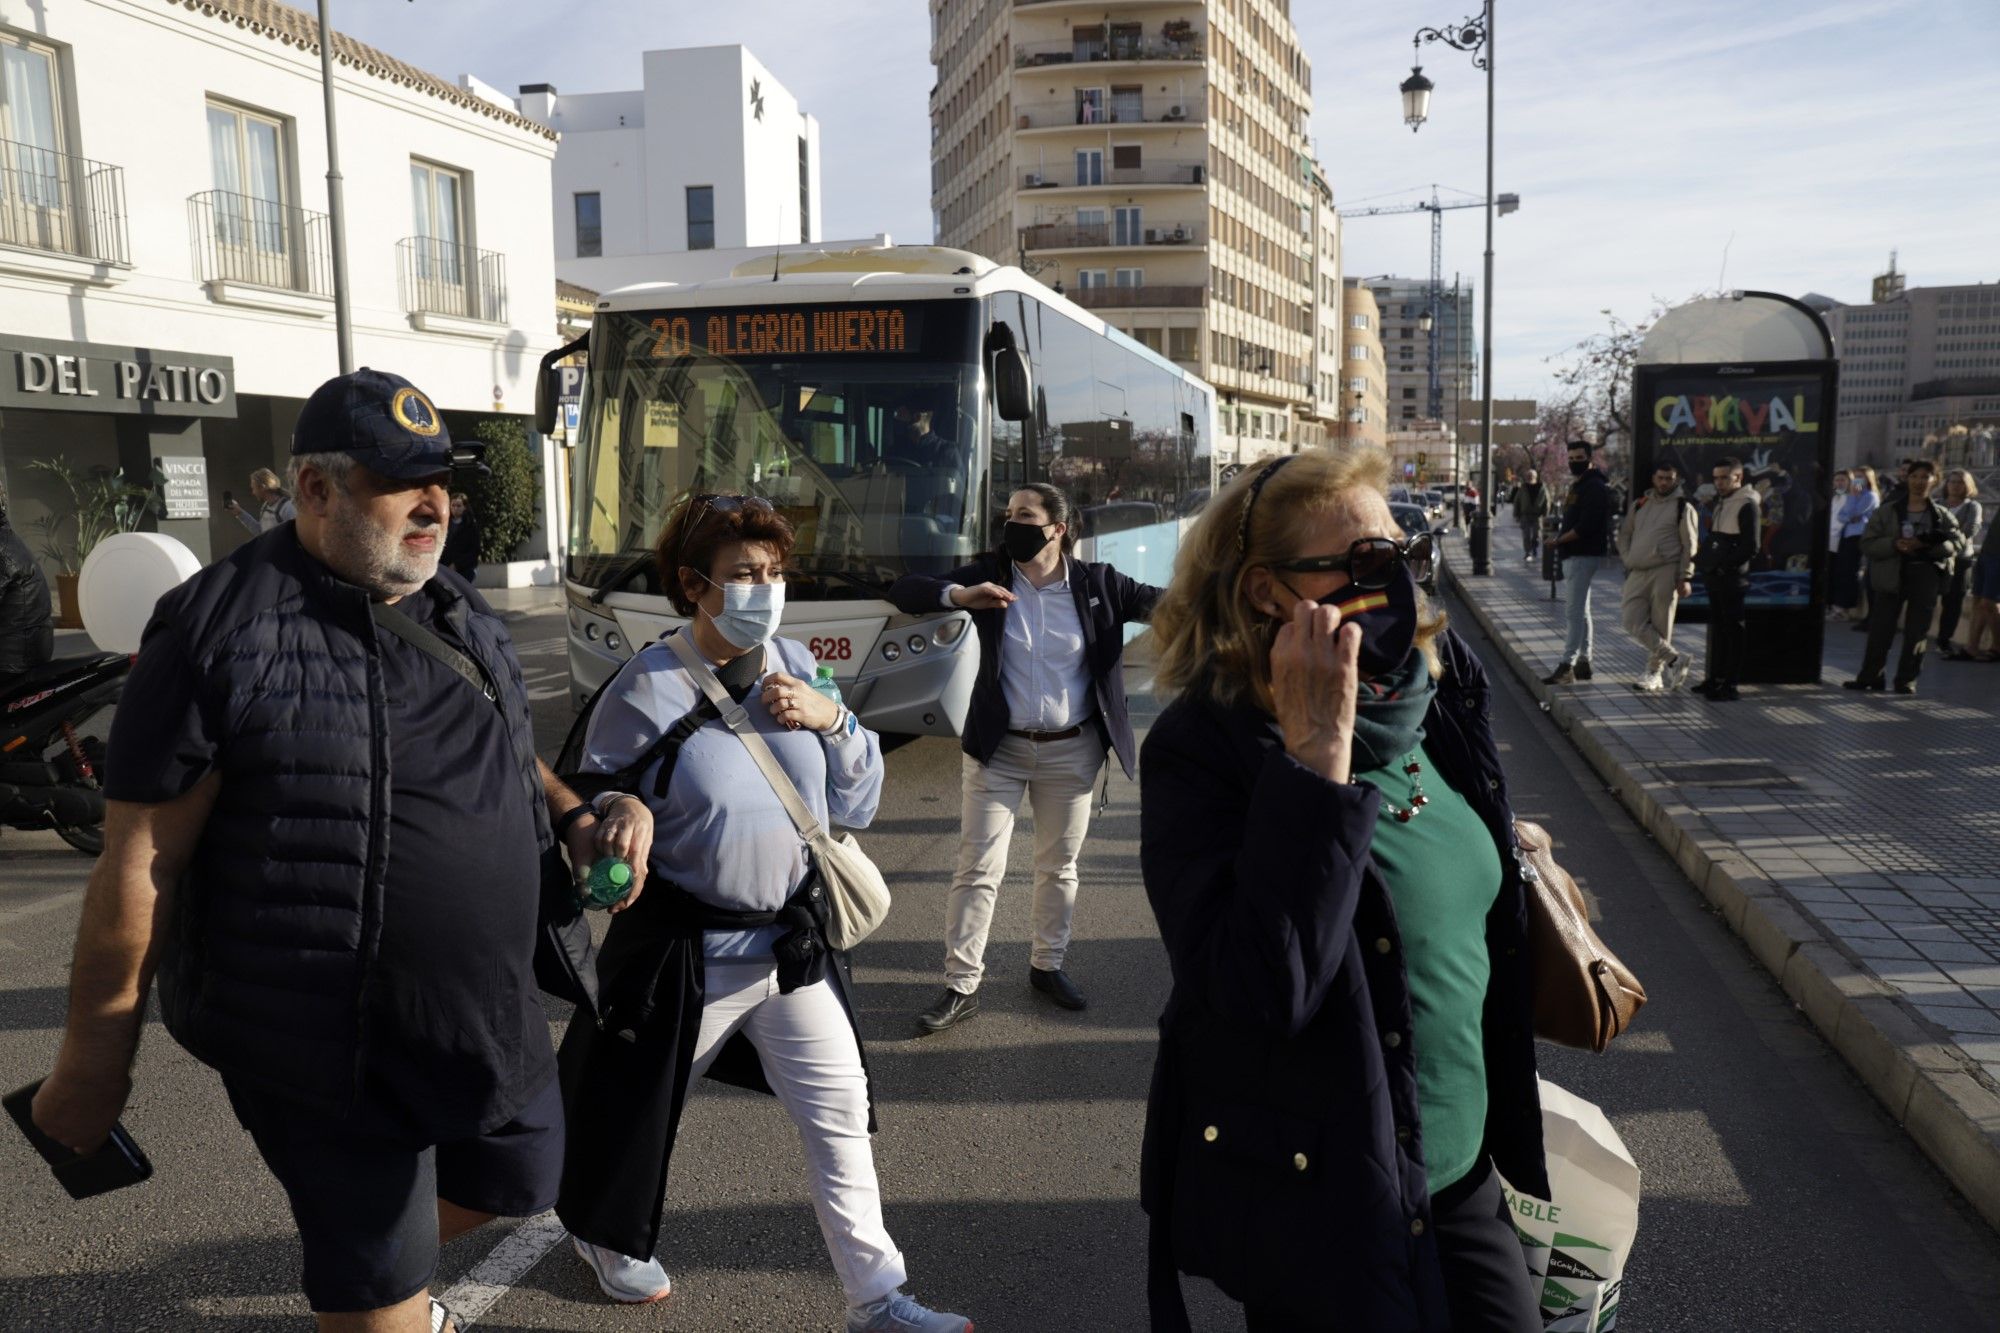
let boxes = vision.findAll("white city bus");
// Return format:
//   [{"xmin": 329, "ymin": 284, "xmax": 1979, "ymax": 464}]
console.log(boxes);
[{"xmin": 541, "ymin": 245, "xmax": 1216, "ymax": 737}]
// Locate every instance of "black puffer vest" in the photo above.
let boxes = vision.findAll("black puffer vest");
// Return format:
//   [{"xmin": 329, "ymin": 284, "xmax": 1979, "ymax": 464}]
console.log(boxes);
[{"xmin": 152, "ymin": 525, "xmax": 549, "ymax": 1114}]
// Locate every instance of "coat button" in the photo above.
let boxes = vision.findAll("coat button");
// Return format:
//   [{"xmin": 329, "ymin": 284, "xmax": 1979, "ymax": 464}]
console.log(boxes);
[
  {"xmin": 1374, "ymin": 937, "xmax": 1393, "ymax": 955},
  {"xmin": 1384, "ymin": 1031, "xmax": 1403, "ymax": 1049},
  {"xmin": 1203, "ymin": 1125, "xmax": 1219, "ymax": 1143},
  {"xmin": 1410, "ymin": 1218, "xmax": 1426, "ymax": 1237},
  {"xmin": 1293, "ymin": 1152, "xmax": 1309, "ymax": 1171},
  {"xmin": 1395, "ymin": 1126, "xmax": 1412, "ymax": 1145},
  {"xmin": 1488, "ymin": 777, "xmax": 1501, "ymax": 790}
]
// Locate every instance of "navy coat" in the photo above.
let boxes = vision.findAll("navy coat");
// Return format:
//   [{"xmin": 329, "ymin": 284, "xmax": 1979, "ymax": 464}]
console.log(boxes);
[
  {"xmin": 889, "ymin": 552, "xmax": 1161, "ymax": 779},
  {"xmin": 1138, "ymin": 629, "xmax": 1547, "ymax": 1331}
]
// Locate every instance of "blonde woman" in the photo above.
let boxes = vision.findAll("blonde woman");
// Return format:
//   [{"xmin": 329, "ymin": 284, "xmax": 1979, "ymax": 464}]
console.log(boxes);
[
  {"xmin": 1939, "ymin": 470, "xmax": 1983, "ymax": 656},
  {"xmin": 1137, "ymin": 448, "xmax": 1546, "ymax": 1331}
]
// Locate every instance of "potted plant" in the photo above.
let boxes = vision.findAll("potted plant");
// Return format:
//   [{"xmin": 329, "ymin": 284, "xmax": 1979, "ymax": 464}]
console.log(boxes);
[{"xmin": 23, "ymin": 458, "xmax": 148, "ymax": 628}]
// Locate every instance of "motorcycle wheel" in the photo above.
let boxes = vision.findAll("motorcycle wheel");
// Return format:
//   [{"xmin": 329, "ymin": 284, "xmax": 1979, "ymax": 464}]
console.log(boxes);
[{"xmin": 55, "ymin": 823, "xmax": 103, "ymax": 857}]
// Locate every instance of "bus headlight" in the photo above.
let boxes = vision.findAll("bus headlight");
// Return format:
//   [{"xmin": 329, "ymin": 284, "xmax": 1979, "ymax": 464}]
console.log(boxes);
[
  {"xmin": 584, "ymin": 622, "xmax": 600, "ymax": 641},
  {"xmin": 881, "ymin": 642, "xmax": 902, "ymax": 662},
  {"xmin": 605, "ymin": 631, "xmax": 623, "ymax": 653},
  {"xmin": 936, "ymin": 618, "xmax": 968, "ymax": 646},
  {"xmin": 906, "ymin": 635, "xmax": 928, "ymax": 654}
]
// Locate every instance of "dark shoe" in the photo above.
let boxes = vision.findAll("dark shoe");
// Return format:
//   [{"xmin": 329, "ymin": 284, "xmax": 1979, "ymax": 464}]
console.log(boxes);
[
  {"xmin": 1541, "ymin": 663, "xmax": 1576, "ymax": 685},
  {"xmin": 1690, "ymin": 677, "xmax": 1717, "ymax": 696},
  {"xmin": 1843, "ymin": 677, "xmax": 1886, "ymax": 692},
  {"xmin": 1029, "ymin": 966, "xmax": 1088, "ymax": 1011},
  {"xmin": 1894, "ymin": 681, "xmax": 1916, "ymax": 695},
  {"xmin": 1705, "ymin": 684, "xmax": 1741, "ymax": 702},
  {"xmin": 1938, "ymin": 640, "xmax": 1957, "ymax": 656},
  {"xmin": 1574, "ymin": 658, "xmax": 1594, "ymax": 681},
  {"xmin": 915, "ymin": 988, "xmax": 980, "ymax": 1034}
]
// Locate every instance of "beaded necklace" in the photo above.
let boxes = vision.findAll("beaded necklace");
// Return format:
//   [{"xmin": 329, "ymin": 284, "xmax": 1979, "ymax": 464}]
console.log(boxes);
[{"xmin": 1386, "ymin": 752, "xmax": 1430, "ymax": 823}]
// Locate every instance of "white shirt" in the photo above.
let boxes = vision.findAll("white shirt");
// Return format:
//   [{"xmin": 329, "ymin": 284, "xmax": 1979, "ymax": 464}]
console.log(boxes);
[{"xmin": 946, "ymin": 560, "xmax": 1095, "ymax": 732}]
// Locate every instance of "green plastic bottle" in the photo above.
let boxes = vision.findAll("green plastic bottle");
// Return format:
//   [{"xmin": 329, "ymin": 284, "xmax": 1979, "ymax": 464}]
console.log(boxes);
[
  {"xmin": 810, "ymin": 665, "xmax": 843, "ymax": 704},
  {"xmin": 577, "ymin": 857, "xmax": 634, "ymax": 911}
]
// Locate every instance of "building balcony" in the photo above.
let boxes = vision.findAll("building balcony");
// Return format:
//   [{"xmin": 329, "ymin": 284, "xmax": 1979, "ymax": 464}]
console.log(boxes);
[
  {"xmin": 1068, "ymin": 283, "xmax": 1203, "ymax": 310},
  {"xmin": 1013, "ymin": 98, "xmax": 1206, "ymax": 131},
  {"xmin": 1014, "ymin": 34, "xmax": 1205, "ymax": 68},
  {"xmin": 189, "ymin": 190, "xmax": 333, "ymax": 304},
  {"xmin": 1022, "ymin": 159, "xmax": 1207, "ymax": 190},
  {"xmin": 0, "ymin": 137, "xmax": 130, "ymax": 267},
  {"xmin": 397, "ymin": 236, "xmax": 508, "ymax": 326},
  {"xmin": 1022, "ymin": 219, "xmax": 1204, "ymax": 250}
]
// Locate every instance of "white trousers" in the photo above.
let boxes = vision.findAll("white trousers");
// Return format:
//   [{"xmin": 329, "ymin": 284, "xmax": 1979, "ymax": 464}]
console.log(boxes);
[
  {"xmin": 946, "ymin": 730, "xmax": 1107, "ymax": 992},
  {"xmin": 689, "ymin": 961, "xmax": 906, "ymax": 1308}
]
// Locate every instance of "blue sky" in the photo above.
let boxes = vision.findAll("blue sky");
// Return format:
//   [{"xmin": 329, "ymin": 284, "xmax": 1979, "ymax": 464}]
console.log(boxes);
[{"xmin": 339, "ymin": 0, "xmax": 2000, "ymax": 398}]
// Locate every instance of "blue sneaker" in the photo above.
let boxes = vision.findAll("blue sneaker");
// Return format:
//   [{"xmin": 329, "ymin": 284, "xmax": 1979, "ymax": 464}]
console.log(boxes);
[{"xmin": 848, "ymin": 1289, "xmax": 973, "ymax": 1333}]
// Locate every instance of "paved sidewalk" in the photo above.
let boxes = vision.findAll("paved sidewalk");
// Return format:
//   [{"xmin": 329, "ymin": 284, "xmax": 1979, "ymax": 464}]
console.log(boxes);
[{"xmin": 1444, "ymin": 540, "xmax": 2000, "ymax": 1231}]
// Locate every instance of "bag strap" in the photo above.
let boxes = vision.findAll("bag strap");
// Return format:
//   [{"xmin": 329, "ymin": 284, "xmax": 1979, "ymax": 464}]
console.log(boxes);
[
  {"xmin": 666, "ymin": 632, "xmax": 827, "ymax": 845},
  {"xmin": 369, "ymin": 599, "xmax": 499, "ymax": 706}
]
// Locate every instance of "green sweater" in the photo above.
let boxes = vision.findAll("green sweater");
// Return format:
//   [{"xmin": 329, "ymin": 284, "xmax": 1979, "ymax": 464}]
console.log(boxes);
[{"xmin": 1358, "ymin": 738, "xmax": 1504, "ymax": 1193}]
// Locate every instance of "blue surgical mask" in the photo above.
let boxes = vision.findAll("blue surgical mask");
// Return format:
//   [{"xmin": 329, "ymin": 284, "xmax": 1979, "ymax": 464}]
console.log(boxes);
[{"xmin": 701, "ymin": 576, "xmax": 785, "ymax": 649}]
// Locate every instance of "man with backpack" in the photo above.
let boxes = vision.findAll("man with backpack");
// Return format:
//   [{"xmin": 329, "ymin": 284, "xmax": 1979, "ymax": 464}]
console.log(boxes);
[{"xmin": 1617, "ymin": 459, "xmax": 1700, "ymax": 692}]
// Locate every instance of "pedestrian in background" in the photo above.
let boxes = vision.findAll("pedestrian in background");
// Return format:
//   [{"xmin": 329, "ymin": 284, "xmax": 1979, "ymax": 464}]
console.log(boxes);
[
  {"xmin": 556, "ymin": 494, "xmax": 968, "ymax": 1333},
  {"xmin": 1693, "ymin": 456, "xmax": 1760, "ymax": 702},
  {"xmin": 1138, "ymin": 448, "xmax": 1547, "ymax": 1331},
  {"xmin": 890, "ymin": 483, "xmax": 1161, "ymax": 1032},
  {"xmin": 1541, "ymin": 440, "xmax": 1613, "ymax": 685},
  {"xmin": 1511, "ymin": 467, "xmax": 1549, "ymax": 561},
  {"xmin": 1616, "ymin": 459, "xmax": 1698, "ymax": 692},
  {"xmin": 29, "ymin": 370, "xmax": 647, "ymax": 1333},
  {"xmin": 1956, "ymin": 512, "xmax": 2000, "ymax": 663},
  {"xmin": 1831, "ymin": 466, "xmax": 1878, "ymax": 621},
  {"xmin": 0, "ymin": 498, "xmax": 54, "ymax": 683},
  {"xmin": 1848, "ymin": 460, "xmax": 1967, "ymax": 695},
  {"xmin": 442, "ymin": 491, "xmax": 482, "ymax": 583},
  {"xmin": 1937, "ymin": 470, "xmax": 1983, "ymax": 657},
  {"xmin": 224, "ymin": 467, "xmax": 295, "ymax": 536}
]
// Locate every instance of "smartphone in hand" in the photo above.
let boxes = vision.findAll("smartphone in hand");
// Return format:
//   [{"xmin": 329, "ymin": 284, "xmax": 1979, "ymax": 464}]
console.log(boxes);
[{"xmin": 4, "ymin": 1080, "xmax": 153, "ymax": 1200}]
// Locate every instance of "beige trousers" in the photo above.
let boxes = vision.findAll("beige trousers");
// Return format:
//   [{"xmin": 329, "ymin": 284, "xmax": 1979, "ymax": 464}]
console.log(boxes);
[
  {"xmin": 945, "ymin": 731, "xmax": 1106, "ymax": 993},
  {"xmin": 1620, "ymin": 565, "xmax": 1683, "ymax": 674}
]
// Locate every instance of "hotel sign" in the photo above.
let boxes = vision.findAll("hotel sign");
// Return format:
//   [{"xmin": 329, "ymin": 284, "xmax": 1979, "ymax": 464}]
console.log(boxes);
[{"xmin": 0, "ymin": 336, "xmax": 237, "ymax": 418}]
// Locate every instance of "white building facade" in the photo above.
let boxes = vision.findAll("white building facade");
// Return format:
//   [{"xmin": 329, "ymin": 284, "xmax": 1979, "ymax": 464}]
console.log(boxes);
[
  {"xmin": 0, "ymin": 0, "xmax": 559, "ymax": 574},
  {"xmin": 523, "ymin": 46, "xmax": 829, "ymax": 296}
]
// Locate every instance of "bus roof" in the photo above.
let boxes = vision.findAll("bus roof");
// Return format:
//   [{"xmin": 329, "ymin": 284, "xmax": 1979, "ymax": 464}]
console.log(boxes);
[{"xmin": 592, "ymin": 246, "xmax": 1206, "ymax": 395}]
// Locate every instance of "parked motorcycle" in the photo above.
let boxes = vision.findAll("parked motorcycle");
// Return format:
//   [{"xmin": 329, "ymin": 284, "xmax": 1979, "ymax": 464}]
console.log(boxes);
[{"xmin": 0, "ymin": 651, "xmax": 129, "ymax": 855}]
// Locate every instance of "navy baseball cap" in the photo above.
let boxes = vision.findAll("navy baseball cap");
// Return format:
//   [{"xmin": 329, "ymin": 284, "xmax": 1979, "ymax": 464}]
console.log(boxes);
[{"xmin": 291, "ymin": 368, "xmax": 476, "ymax": 481}]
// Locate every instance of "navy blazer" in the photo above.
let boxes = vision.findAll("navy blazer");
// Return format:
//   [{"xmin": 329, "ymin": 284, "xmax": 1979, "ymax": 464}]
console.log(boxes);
[
  {"xmin": 1137, "ymin": 629, "xmax": 1547, "ymax": 1331},
  {"xmin": 889, "ymin": 551, "xmax": 1161, "ymax": 778}
]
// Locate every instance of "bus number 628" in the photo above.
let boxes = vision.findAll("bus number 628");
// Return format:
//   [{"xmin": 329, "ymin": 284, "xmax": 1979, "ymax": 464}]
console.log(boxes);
[{"xmin": 809, "ymin": 637, "xmax": 853, "ymax": 662}]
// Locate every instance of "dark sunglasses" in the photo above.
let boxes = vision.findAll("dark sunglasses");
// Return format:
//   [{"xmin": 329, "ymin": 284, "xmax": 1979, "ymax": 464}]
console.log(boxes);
[
  {"xmin": 689, "ymin": 492, "xmax": 775, "ymax": 517},
  {"xmin": 1270, "ymin": 533, "xmax": 1435, "ymax": 589}
]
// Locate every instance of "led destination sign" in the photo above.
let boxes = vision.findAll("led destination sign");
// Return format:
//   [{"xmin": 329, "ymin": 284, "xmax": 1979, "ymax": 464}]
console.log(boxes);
[{"xmin": 645, "ymin": 304, "xmax": 924, "ymax": 359}]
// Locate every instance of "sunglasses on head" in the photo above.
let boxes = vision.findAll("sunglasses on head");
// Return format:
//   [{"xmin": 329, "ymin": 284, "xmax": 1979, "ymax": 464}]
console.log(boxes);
[
  {"xmin": 1270, "ymin": 533, "xmax": 1436, "ymax": 589},
  {"xmin": 688, "ymin": 492, "xmax": 775, "ymax": 517}
]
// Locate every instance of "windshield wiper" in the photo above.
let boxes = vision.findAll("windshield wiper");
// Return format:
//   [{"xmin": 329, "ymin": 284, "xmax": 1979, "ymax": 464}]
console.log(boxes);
[
  {"xmin": 587, "ymin": 552, "xmax": 656, "ymax": 606},
  {"xmin": 789, "ymin": 562, "xmax": 893, "ymax": 596}
]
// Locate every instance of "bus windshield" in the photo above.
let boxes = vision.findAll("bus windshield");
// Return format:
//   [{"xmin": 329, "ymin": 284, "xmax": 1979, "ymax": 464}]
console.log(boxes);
[{"xmin": 568, "ymin": 300, "xmax": 985, "ymax": 600}]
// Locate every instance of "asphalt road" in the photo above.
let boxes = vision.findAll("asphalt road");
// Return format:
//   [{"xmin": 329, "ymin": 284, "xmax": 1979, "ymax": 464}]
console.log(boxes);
[{"xmin": 2, "ymin": 593, "xmax": 1998, "ymax": 1331}]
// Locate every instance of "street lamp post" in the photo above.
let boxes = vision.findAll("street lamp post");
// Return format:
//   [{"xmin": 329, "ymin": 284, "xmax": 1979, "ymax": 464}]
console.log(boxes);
[
  {"xmin": 316, "ymin": 0, "xmax": 354, "ymax": 374},
  {"xmin": 1401, "ymin": 2, "xmax": 1495, "ymax": 574}
]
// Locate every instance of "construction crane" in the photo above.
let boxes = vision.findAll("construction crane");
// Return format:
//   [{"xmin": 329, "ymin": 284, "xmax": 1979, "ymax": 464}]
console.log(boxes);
[{"xmin": 1345, "ymin": 186, "xmax": 1519, "ymax": 418}]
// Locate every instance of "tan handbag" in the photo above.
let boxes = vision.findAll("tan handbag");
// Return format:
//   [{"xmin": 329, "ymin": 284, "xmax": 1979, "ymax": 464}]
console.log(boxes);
[
  {"xmin": 667, "ymin": 633, "xmax": 891, "ymax": 951},
  {"xmin": 1513, "ymin": 819, "xmax": 1647, "ymax": 1052}
]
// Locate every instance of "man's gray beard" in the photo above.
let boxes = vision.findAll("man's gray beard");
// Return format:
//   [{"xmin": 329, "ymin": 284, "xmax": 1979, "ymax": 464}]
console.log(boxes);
[{"xmin": 325, "ymin": 499, "xmax": 440, "ymax": 599}]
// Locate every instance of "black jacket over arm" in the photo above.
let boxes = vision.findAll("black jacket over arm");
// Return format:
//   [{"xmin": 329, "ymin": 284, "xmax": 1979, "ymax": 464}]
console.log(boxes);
[
  {"xmin": 1137, "ymin": 630, "xmax": 1546, "ymax": 1331},
  {"xmin": 888, "ymin": 551, "xmax": 1161, "ymax": 779}
]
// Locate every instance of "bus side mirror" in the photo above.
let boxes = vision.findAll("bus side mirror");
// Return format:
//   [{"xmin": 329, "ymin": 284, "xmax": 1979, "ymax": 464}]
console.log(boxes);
[
  {"xmin": 992, "ymin": 347, "xmax": 1033, "ymax": 423},
  {"xmin": 534, "ymin": 364, "xmax": 560, "ymax": 436}
]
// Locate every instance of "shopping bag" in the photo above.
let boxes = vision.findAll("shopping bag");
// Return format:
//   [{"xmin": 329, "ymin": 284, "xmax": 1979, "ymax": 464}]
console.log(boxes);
[{"xmin": 1499, "ymin": 1079, "xmax": 1641, "ymax": 1332}]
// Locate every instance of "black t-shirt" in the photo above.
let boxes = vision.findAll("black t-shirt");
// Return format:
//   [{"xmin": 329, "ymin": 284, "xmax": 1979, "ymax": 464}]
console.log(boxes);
[{"xmin": 106, "ymin": 583, "xmax": 551, "ymax": 1144}]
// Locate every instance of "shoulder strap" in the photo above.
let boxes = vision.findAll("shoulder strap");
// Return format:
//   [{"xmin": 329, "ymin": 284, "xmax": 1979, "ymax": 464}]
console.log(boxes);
[
  {"xmin": 665, "ymin": 632, "xmax": 826, "ymax": 844},
  {"xmin": 369, "ymin": 598, "xmax": 498, "ymax": 705}
]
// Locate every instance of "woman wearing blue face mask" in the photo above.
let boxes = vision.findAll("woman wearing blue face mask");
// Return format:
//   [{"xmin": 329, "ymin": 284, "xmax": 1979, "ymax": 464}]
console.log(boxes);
[
  {"xmin": 555, "ymin": 494, "xmax": 970, "ymax": 1333},
  {"xmin": 1137, "ymin": 448, "xmax": 1546, "ymax": 1332},
  {"xmin": 890, "ymin": 482, "xmax": 1163, "ymax": 1031}
]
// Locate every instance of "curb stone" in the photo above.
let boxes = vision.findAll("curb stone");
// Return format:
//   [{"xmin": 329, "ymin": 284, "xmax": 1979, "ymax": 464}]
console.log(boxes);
[{"xmin": 1445, "ymin": 561, "xmax": 2000, "ymax": 1233}]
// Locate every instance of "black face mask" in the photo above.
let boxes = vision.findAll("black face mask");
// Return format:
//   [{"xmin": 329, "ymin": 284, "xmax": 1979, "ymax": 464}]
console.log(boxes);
[
  {"xmin": 1569, "ymin": 460, "xmax": 1590, "ymax": 477},
  {"xmin": 1280, "ymin": 563, "xmax": 1421, "ymax": 676},
  {"xmin": 1003, "ymin": 520, "xmax": 1055, "ymax": 563}
]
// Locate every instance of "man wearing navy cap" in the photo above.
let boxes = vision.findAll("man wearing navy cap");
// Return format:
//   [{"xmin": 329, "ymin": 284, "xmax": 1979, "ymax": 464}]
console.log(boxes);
[{"xmin": 32, "ymin": 369, "xmax": 654, "ymax": 1333}]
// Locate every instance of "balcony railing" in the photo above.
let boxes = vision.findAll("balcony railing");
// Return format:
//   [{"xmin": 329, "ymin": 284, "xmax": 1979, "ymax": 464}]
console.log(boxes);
[
  {"xmin": 0, "ymin": 138, "xmax": 129, "ymax": 265},
  {"xmin": 1022, "ymin": 220, "xmax": 1204, "ymax": 249},
  {"xmin": 1015, "ymin": 36, "xmax": 1205, "ymax": 67},
  {"xmin": 1014, "ymin": 98, "xmax": 1206, "ymax": 130},
  {"xmin": 1067, "ymin": 284, "xmax": 1203, "ymax": 309},
  {"xmin": 189, "ymin": 190, "xmax": 332, "ymax": 296},
  {"xmin": 1023, "ymin": 159, "xmax": 1208, "ymax": 189},
  {"xmin": 397, "ymin": 236, "xmax": 508, "ymax": 323}
]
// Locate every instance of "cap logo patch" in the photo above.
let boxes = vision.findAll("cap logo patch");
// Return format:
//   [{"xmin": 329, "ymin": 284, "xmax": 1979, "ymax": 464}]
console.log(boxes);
[{"xmin": 391, "ymin": 387, "xmax": 442, "ymax": 437}]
